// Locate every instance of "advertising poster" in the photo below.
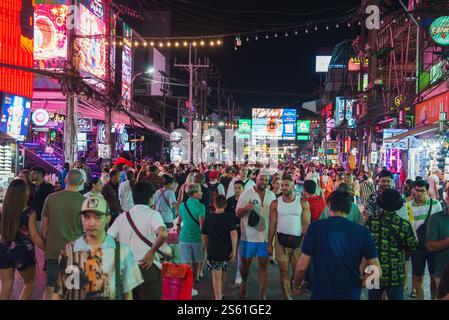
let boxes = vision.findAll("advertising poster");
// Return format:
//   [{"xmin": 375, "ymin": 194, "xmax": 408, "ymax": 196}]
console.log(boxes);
[
  {"xmin": 335, "ymin": 97, "xmax": 356, "ymax": 128},
  {"xmin": 415, "ymin": 91, "xmax": 449, "ymax": 126},
  {"xmin": 122, "ymin": 23, "xmax": 133, "ymax": 108},
  {"xmin": 76, "ymin": 3, "xmax": 106, "ymax": 91},
  {"xmin": 0, "ymin": 94, "xmax": 32, "ymax": 141},
  {"xmin": 238, "ymin": 119, "xmax": 251, "ymax": 138},
  {"xmin": 252, "ymin": 108, "xmax": 296, "ymax": 140},
  {"xmin": 34, "ymin": 4, "xmax": 68, "ymax": 69}
]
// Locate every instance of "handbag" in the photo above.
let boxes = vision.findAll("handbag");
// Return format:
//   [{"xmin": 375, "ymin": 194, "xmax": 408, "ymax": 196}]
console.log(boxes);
[
  {"xmin": 277, "ymin": 232, "xmax": 302, "ymax": 249},
  {"xmin": 248, "ymin": 210, "xmax": 260, "ymax": 227},
  {"xmin": 416, "ymin": 200, "xmax": 433, "ymax": 249}
]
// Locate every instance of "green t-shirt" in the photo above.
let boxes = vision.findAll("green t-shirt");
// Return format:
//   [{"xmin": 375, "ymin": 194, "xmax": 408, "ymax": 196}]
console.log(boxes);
[
  {"xmin": 42, "ymin": 190, "xmax": 85, "ymax": 260},
  {"xmin": 319, "ymin": 203, "xmax": 363, "ymax": 225},
  {"xmin": 427, "ymin": 210, "xmax": 449, "ymax": 278},
  {"xmin": 179, "ymin": 197, "xmax": 206, "ymax": 243}
]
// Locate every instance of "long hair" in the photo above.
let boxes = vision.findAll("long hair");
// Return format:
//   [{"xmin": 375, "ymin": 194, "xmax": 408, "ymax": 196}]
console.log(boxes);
[{"xmin": 0, "ymin": 179, "xmax": 28, "ymax": 243}]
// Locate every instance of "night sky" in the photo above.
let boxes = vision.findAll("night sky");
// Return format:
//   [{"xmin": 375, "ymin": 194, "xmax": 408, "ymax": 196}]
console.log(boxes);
[{"xmin": 131, "ymin": 0, "xmax": 363, "ymax": 113}]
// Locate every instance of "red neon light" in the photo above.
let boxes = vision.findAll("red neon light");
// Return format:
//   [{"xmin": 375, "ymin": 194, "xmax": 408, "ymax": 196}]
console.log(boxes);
[{"xmin": 0, "ymin": 0, "xmax": 34, "ymax": 98}]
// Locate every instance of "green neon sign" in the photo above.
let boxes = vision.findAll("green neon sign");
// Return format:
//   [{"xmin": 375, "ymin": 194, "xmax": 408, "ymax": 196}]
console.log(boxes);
[
  {"xmin": 297, "ymin": 120, "xmax": 311, "ymax": 134},
  {"xmin": 430, "ymin": 16, "xmax": 449, "ymax": 46}
]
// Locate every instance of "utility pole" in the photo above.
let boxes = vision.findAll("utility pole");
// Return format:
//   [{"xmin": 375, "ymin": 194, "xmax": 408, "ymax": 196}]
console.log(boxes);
[
  {"xmin": 104, "ymin": 0, "xmax": 112, "ymax": 167},
  {"xmin": 64, "ymin": 0, "xmax": 78, "ymax": 165},
  {"xmin": 174, "ymin": 43, "xmax": 209, "ymax": 162}
]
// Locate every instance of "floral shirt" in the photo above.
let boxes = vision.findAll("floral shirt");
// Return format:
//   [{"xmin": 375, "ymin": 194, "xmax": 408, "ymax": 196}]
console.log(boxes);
[{"xmin": 55, "ymin": 235, "xmax": 143, "ymax": 300}]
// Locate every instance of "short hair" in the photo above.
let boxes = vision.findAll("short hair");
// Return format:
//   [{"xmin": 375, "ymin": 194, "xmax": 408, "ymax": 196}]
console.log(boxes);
[
  {"xmin": 163, "ymin": 174, "xmax": 174, "ymax": 185},
  {"xmin": 132, "ymin": 181, "xmax": 155, "ymax": 205},
  {"xmin": 378, "ymin": 170, "xmax": 393, "ymax": 179},
  {"xmin": 413, "ymin": 179, "xmax": 429, "ymax": 190},
  {"xmin": 32, "ymin": 166, "xmax": 46, "ymax": 177},
  {"xmin": 304, "ymin": 180, "xmax": 317, "ymax": 194},
  {"xmin": 91, "ymin": 177, "xmax": 100, "ymax": 185},
  {"xmin": 149, "ymin": 165, "xmax": 158, "ymax": 173},
  {"xmin": 327, "ymin": 190, "xmax": 352, "ymax": 215},
  {"xmin": 282, "ymin": 173, "xmax": 294, "ymax": 182},
  {"xmin": 126, "ymin": 170, "xmax": 135, "ymax": 181},
  {"xmin": 214, "ymin": 195, "xmax": 227, "ymax": 209},
  {"xmin": 194, "ymin": 173, "xmax": 205, "ymax": 184},
  {"xmin": 415, "ymin": 176, "xmax": 423, "ymax": 181},
  {"xmin": 109, "ymin": 169, "xmax": 120, "ymax": 179},
  {"xmin": 234, "ymin": 180, "xmax": 244, "ymax": 188},
  {"xmin": 187, "ymin": 183, "xmax": 201, "ymax": 197},
  {"xmin": 66, "ymin": 169, "xmax": 83, "ymax": 186}
]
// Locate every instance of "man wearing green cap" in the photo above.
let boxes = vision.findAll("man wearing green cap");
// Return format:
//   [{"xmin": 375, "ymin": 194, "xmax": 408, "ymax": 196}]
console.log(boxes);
[{"xmin": 54, "ymin": 197, "xmax": 143, "ymax": 300}]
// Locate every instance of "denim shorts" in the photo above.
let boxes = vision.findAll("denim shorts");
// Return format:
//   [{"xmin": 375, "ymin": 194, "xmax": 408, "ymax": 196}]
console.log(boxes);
[
  {"xmin": 240, "ymin": 240, "xmax": 268, "ymax": 259},
  {"xmin": 179, "ymin": 242, "xmax": 203, "ymax": 263}
]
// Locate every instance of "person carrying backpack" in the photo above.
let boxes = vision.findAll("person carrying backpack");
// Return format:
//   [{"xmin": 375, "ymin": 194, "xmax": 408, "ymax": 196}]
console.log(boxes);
[{"xmin": 207, "ymin": 171, "xmax": 225, "ymax": 211}]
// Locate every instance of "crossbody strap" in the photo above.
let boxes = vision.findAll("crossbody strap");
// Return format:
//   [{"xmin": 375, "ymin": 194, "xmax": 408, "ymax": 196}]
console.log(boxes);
[
  {"xmin": 425, "ymin": 199, "xmax": 433, "ymax": 223},
  {"xmin": 115, "ymin": 240, "xmax": 121, "ymax": 300},
  {"xmin": 125, "ymin": 211, "xmax": 171, "ymax": 260},
  {"xmin": 184, "ymin": 202, "xmax": 200, "ymax": 225},
  {"xmin": 159, "ymin": 189, "xmax": 172, "ymax": 209}
]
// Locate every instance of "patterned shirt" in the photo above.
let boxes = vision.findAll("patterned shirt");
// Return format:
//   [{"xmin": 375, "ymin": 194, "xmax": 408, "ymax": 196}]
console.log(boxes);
[
  {"xmin": 366, "ymin": 210, "xmax": 417, "ymax": 287},
  {"xmin": 55, "ymin": 235, "xmax": 143, "ymax": 300}
]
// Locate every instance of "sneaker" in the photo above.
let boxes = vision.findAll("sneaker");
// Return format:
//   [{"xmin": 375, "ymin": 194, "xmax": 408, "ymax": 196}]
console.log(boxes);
[
  {"xmin": 192, "ymin": 289, "xmax": 198, "ymax": 297},
  {"xmin": 234, "ymin": 277, "xmax": 242, "ymax": 288}
]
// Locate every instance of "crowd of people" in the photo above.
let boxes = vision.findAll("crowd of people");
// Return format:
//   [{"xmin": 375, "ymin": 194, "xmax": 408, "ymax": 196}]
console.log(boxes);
[{"xmin": 0, "ymin": 156, "xmax": 449, "ymax": 301}]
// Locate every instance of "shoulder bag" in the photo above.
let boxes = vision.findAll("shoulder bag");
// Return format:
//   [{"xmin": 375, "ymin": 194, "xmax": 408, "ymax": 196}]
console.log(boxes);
[
  {"xmin": 416, "ymin": 200, "xmax": 433, "ymax": 249},
  {"xmin": 183, "ymin": 202, "xmax": 200, "ymax": 225}
]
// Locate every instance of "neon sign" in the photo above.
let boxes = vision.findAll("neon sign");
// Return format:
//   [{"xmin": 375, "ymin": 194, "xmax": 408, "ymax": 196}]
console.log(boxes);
[{"xmin": 430, "ymin": 16, "xmax": 449, "ymax": 47}]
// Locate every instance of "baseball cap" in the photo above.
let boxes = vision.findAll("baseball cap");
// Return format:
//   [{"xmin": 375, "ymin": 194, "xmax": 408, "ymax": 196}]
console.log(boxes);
[{"xmin": 80, "ymin": 197, "xmax": 110, "ymax": 216}]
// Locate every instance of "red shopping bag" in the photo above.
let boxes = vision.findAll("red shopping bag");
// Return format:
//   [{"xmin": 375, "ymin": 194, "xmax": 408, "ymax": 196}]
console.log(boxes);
[
  {"xmin": 167, "ymin": 229, "xmax": 179, "ymax": 245},
  {"xmin": 162, "ymin": 262, "xmax": 193, "ymax": 300}
]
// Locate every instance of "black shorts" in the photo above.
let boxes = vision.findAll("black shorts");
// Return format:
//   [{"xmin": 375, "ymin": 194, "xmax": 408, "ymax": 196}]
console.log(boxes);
[
  {"xmin": 411, "ymin": 248, "xmax": 435, "ymax": 277},
  {"xmin": 0, "ymin": 241, "xmax": 36, "ymax": 271}
]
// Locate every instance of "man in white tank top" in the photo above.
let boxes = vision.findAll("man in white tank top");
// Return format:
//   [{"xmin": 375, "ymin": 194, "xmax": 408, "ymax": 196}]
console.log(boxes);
[{"xmin": 268, "ymin": 174, "xmax": 311, "ymax": 300}]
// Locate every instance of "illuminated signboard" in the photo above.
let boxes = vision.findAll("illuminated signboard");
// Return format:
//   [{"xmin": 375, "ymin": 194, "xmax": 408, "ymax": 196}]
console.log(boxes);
[
  {"xmin": 430, "ymin": 16, "xmax": 449, "ymax": 47},
  {"xmin": 297, "ymin": 135, "xmax": 310, "ymax": 141},
  {"xmin": 430, "ymin": 60, "xmax": 447, "ymax": 85},
  {"xmin": 297, "ymin": 120, "xmax": 311, "ymax": 134},
  {"xmin": 348, "ymin": 57, "xmax": 369, "ymax": 72},
  {"xmin": 335, "ymin": 97, "xmax": 356, "ymax": 128},
  {"xmin": 122, "ymin": 23, "xmax": 133, "ymax": 108},
  {"xmin": 0, "ymin": 0, "xmax": 34, "ymax": 98},
  {"xmin": 79, "ymin": 0, "xmax": 104, "ymax": 20},
  {"xmin": 34, "ymin": 4, "xmax": 68, "ymax": 69},
  {"xmin": 76, "ymin": 4, "xmax": 106, "ymax": 91},
  {"xmin": 78, "ymin": 118, "xmax": 93, "ymax": 132},
  {"xmin": 383, "ymin": 129, "xmax": 409, "ymax": 150},
  {"xmin": 0, "ymin": 94, "xmax": 32, "ymax": 141},
  {"xmin": 238, "ymin": 119, "xmax": 251, "ymax": 138},
  {"xmin": 252, "ymin": 108, "xmax": 296, "ymax": 140},
  {"xmin": 32, "ymin": 109, "xmax": 50, "ymax": 126},
  {"xmin": 315, "ymin": 56, "xmax": 332, "ymax": 73}
]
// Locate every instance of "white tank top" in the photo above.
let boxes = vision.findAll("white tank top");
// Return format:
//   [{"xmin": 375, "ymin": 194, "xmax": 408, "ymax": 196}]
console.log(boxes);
[{"xmin": 277, "ymin": 195, "xmax": 302, "ymax": 236}]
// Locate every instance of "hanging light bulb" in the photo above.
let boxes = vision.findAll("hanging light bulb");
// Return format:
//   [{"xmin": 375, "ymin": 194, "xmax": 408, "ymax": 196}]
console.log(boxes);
[
  {"xmin": 159, "ymin": 42, "xmax": 164, "ymax": 47},
  {"xmin": 105, "ymin": 41, "xmax": 109, "ymax": 46},
  {"xmin": 405, "ymin": 18, "xmax": 408, "ymax": 22},
  {"xmin": 255, "ymin": 35, "xmax": 259, "ymax": 40},
  {"xmin": 336, "ymin": 23, "xmax": 339, "ymax": 28},
  {"xmin": 216, "ymin": 40, "xmax": 222, "ymax": 45},
  {"xmin": 200, "ymin": 40, "xmax": 205, "ymax": 46},
  {"xmin": 294, "ymin": 30, "xmax": 298, "ymax": 35},
  {"xmin": 285, "ymin": 32, "xmax": 288, "ymax": 37},
  {"xmin": 134, "ymin": 41, "xmax": 139, "ymax": 47},
  {"xmin": 192, "ymin": 41, "xmax": 197, "ymax": 46},
  {"xmin": 175, "ymin": 41, "xmax": 180, "ymax": 47},
  {"xmin": 150, "ymin": 41, "xmax": 155, "ymax": 46},
  {"xmin": 266, "ymin": 34, "xmax": 269, "ymax": 39},
  {"xmin": 246, "ymin": 37, "xmax": 250, "ymax": 41},
  {"xmin": 326, "ymin": 25, "xmax": 329, "ymax": 30},
  {"xmin": 347, "ymin": 22, "xmax": 351, "ymax": 27},
  {"xmin": 358, "ymin": 21, "xmax": 361, "ymax": 26},
  {"xmin": 234, "ymin": 46, "xmax": 237, "ymax": 51},
  {"xmin": 393, "ymin": 19, "xmax": 397, "ymax": 23},
  {"xmin": 274, "ymin": 33, "xmax": 278, "ymax": 38},
  {"xmin": 143, "ymin": 41, "xmax": 147, "ymax": 46},
  {"xmin": 305, "ymin": 29, "xmax": 309, "ymax": 34},
  {"xmin": 209, "ymin": 41, "xmax": 214, "ymax": 46},
  {"xmin": 113, "ymin": 41, "xmax": 116, "ymax": 46},
  {"xmin": 314, "ymin": 26, "xmax": 318, "ymax": 31},
  {"xmin": 166, "ymin": 42, "xmax": 171, "ymax": 47},
  {"xmin": 119, "ymin": 41, "xmax": 123, "ymax": 46}
]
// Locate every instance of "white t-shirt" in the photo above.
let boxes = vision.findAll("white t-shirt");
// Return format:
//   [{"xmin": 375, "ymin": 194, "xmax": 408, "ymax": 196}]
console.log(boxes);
[
  {"xmin": 118, "ymin": 180, "xmax": 134, "ymax": 212},
  {"xmin": 236, "ymin": 187, "xmax": 276, "ymax": 243},
  {"xmin": 427, "ymin": 174, "xmax": 440, "ymax": 198},
  {"xmin": 108, "ymin": 204, "xmax": 170, "ymax": 270},
  {"xmin": 226, "ymin": 177, "xmax": 256, "ymax": 199}
]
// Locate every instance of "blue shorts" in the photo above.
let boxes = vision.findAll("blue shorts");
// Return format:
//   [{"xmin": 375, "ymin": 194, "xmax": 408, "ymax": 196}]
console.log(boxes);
[
  {"xmin": 179, "ymin": 242, "xmax": 203, "ymax": 264},
  {"xmin": 240, "ymin": 241, "xmax": 268, "ymax": 259}
]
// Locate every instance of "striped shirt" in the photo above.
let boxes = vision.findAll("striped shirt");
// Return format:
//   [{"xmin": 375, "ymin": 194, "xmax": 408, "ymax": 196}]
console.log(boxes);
[
  {"xmin": 360, "ymin": 180, "xmax": 376, "ymax": 206},
  {"xmin": 406, "ymin": 198, "xmax": 442, "ymax": 232}
]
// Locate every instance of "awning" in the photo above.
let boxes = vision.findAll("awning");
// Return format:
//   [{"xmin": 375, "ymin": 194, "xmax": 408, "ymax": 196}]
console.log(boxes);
[
  {"xmin": 32, "ymin": 92, "xmax": 171, "ymax": 141},
  {"xmin": 383, "ymin": 124, "xmax": 439, "ymax": 143}
]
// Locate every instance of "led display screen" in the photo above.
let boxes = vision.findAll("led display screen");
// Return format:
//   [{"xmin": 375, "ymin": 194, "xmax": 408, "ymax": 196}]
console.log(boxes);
[
  {"xmin": 0, "ymin": 94, "xmax": 32, "ymax": 141},
  {"xmin": 76, "ymin": 4, "xmax": 106, "ymax": 91},
  {"xmin": 122, "ymin": 23, "xmax": 132, "ymax": 108},
  {"xmin": 34, "ymin": 4, "xmax": 68, "ymax": 69},
  {"xmin": 252, "ymin": 108, "xmax": 296, "ymax": 140},
  {"xmin": 335, "ymin": 97, "xmax": 357, "ymax": 128}
]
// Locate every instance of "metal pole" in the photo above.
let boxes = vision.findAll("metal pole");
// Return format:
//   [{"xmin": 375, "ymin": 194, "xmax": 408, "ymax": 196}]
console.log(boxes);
[{"xmin": 188, "ymin": 43, "xmax": 194, "ymax": 163}]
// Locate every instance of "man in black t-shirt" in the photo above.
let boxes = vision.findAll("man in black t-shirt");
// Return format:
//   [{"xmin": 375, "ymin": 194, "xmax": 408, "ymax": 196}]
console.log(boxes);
[{"xmin": 30, "ymin": 166, "xmax": 55, "ymax": 226}]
